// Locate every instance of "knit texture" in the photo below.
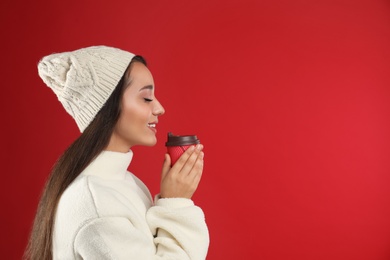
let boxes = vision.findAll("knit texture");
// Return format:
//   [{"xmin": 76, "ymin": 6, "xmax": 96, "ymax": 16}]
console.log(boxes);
[{"xmin": 38, "ymin": 46, "xmax": 135, "ymax": 132}]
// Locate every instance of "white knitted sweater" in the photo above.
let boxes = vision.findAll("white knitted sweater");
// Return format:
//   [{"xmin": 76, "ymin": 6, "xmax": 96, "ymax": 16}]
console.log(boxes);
[{"xmin": 52, "ymin": 150, "xmax": 209, "ymax": 259}]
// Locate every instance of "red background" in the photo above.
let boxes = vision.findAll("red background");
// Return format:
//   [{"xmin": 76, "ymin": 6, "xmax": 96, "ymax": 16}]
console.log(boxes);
[{"xmin": 1, "ymin": 0, "xmax": 390, "ymax": 259}]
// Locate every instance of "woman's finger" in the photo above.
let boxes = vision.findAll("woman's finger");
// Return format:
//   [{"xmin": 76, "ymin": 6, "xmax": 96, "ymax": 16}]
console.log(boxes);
[
  {"xmin": 190, "ymin": 151, "xmax": 204, "ymax": 181},
  {"xmin": 161, "ymin": 154, "xmax": 171, "ymax": 180},
  {"xmin": 171, "ymin": 145, "xmax": 197, "ymax": 172},
  {"xmin": 180, "ymin": 145, "xmax": 203, "ymax": 176}
]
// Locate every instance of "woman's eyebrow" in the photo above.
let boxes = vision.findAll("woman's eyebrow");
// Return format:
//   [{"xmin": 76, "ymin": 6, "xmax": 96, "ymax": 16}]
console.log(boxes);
[{"xmin": 139, "ymin": 85, "xmax": 154, "ymax": 91}]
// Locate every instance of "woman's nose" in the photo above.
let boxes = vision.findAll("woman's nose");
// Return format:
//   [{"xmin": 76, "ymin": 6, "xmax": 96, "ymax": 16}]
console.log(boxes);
[{"xmin": 153, "ymin": 99, "xmax": 165, "ymax": 116}]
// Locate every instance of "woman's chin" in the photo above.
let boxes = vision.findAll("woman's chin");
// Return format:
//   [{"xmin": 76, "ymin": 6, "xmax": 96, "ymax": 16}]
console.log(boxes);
[{"xmin": 142, "ymin": 137, "xmax": 158, "ymax": 147}]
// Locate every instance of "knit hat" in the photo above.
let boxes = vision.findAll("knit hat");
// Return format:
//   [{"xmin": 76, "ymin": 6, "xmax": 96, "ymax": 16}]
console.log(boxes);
[{"xmin": 38, "ymin": 46, "xmax": 135, "ymax": 132}]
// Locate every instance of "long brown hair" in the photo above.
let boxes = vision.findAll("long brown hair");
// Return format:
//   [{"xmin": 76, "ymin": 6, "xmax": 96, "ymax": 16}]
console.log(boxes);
[{"xmin": 24, "ymin": 56, "xmax": 146, "ymax": 260}]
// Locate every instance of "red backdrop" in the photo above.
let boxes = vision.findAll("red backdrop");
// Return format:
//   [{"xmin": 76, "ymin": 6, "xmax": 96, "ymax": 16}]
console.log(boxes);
[{"xmin": 1, "ymin": 0, "xmax": 390, "ymax": 259}]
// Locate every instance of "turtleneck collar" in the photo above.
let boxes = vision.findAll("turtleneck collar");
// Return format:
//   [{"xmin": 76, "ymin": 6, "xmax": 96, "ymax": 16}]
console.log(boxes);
[{"xmin": 81, "ymin": 150, "xmax": 133, "ymax": 180}]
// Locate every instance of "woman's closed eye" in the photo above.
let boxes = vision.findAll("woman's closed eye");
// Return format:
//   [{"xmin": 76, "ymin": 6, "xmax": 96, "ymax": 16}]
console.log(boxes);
[{"xmin": 144, "ymin": 98, "xmax": 154, "ymax": 102}]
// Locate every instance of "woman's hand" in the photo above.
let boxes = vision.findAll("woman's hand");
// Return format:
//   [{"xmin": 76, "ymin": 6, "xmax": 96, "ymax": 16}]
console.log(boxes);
[{"xmin": 160, "ymin": 144, "xmax": 204, "ymax": 199}]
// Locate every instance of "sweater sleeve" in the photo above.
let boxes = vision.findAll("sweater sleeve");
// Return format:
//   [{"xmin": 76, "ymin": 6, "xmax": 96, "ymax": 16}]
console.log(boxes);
[
  {"xmin": 74, "ymin": 199, "xmax": 209, "ymax": 260},
  {"xmin": 147, "ymin": 197, "xmax": 209, "ymax": 260}
]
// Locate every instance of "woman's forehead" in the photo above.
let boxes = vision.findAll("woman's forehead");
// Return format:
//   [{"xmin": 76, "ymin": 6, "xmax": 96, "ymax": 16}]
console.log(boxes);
[{"xmin": 125, "ymin": 62, "xmax": 154, "ymax": 89}]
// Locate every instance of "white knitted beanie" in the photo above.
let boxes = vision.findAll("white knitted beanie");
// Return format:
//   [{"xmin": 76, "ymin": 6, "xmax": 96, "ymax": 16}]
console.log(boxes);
[{"xmin": 38, "ymin": 46, "xmax": 135, "ymax": 132}]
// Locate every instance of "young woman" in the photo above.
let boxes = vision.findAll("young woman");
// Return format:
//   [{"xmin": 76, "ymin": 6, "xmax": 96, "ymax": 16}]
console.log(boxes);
[{"xmin": 24, "ymin": 46, "xmax": 209, "ymax": 260}]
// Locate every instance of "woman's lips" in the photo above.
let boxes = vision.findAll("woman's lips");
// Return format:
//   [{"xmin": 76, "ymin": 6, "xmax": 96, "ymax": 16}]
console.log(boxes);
[{"xmin": 148, "ymin": 123, "xmax": 157, "ymax": 133}]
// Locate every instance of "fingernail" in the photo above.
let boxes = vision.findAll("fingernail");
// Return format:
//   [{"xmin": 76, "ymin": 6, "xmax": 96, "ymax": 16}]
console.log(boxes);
[{"xmin": 196, "ymin": 144, "xmax": 202, "ymax": 150}]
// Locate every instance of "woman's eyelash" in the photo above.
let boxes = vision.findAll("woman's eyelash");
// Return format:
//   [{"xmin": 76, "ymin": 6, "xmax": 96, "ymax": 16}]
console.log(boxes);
[{"xmin": 144, "ymin": 98, "xmax": 153, "ymax": 102}]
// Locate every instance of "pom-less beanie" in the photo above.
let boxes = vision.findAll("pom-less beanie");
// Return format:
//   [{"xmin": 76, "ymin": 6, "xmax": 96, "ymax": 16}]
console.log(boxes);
[{"xmin": 38, "ymin": 46, "xmax": 135, "ymax": 132}]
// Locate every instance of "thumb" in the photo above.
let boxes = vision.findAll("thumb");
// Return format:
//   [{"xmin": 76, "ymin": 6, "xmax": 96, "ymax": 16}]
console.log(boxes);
[{"xmin": 161, "ymin": 153, "xmax": 171, "ymax": 180}]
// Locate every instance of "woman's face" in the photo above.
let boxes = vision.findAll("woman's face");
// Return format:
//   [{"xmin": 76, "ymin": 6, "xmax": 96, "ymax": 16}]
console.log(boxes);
[{"xmin": 107, "ymin": 62, "xmax": 165, "ymax": 152}]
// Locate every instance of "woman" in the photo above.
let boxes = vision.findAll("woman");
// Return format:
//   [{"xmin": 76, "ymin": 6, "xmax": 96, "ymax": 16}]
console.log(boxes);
[{"xmin": 24, "ymin": 46, "xmax": 209, "ymax": 260}]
